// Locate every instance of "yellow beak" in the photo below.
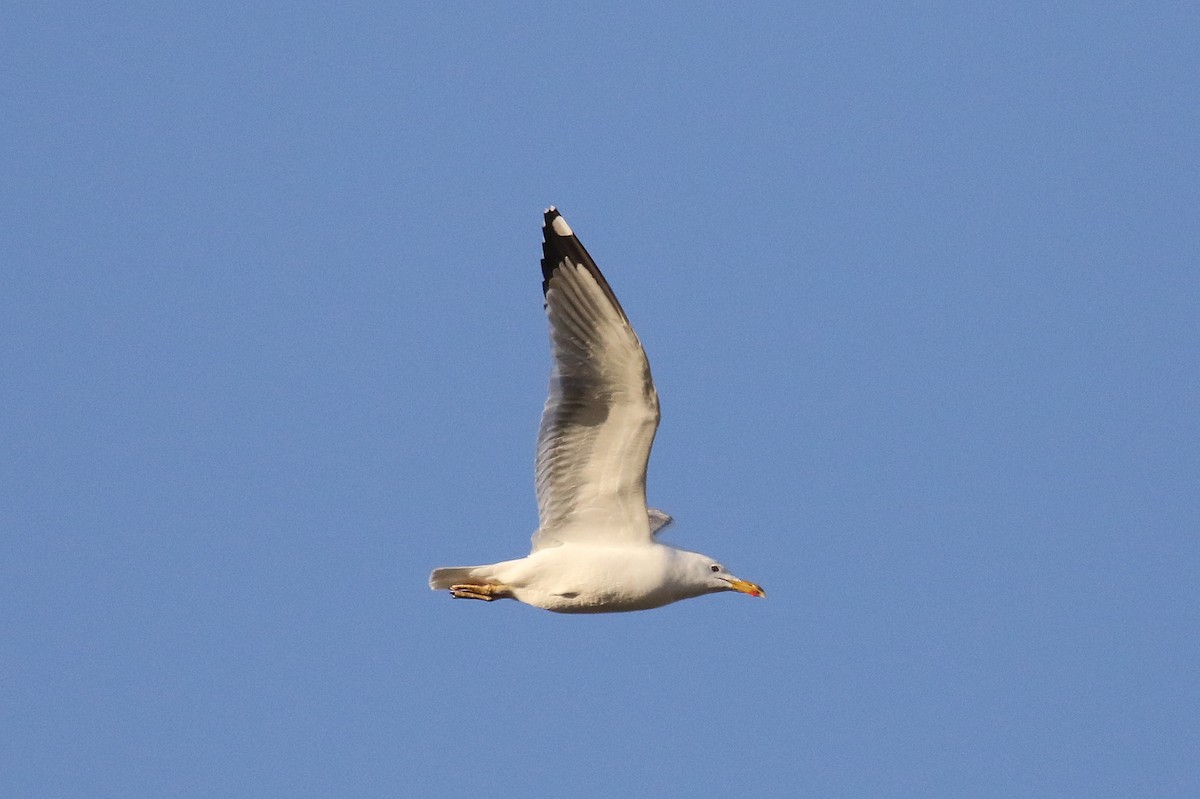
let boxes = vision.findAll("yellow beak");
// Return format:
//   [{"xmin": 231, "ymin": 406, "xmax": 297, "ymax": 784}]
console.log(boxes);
[{"xmin": 727, "ymin": 579, "xmax": 765, "ymax": 598}]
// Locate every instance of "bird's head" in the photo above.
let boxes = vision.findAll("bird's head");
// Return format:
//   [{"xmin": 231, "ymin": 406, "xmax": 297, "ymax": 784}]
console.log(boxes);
[{"xmin": 680, "ymin": 550, "xmax": 765, "ymax": 599}]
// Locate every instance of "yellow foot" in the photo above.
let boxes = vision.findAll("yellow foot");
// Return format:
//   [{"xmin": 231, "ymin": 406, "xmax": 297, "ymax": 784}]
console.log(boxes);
[{"xmin": 450, "ymin": 583, "xmax": 512, "ymax": 602}]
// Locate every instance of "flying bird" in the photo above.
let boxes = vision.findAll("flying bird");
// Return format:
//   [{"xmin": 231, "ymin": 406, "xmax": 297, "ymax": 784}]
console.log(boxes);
[{"xmin": 429, "ymin": 207, "xmax": 763, "ymax": 613}]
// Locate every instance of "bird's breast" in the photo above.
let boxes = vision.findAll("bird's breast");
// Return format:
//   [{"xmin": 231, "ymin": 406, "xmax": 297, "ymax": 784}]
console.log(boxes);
[{"xmin": 510, "ymin": 544, "xmax": 676, "ymax": 613}]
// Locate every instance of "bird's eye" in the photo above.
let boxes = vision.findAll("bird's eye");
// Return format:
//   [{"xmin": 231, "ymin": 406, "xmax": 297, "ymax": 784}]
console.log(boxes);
[{"xmin": 710, "ymin": 564, "xmax": 721, "ymax": 573}]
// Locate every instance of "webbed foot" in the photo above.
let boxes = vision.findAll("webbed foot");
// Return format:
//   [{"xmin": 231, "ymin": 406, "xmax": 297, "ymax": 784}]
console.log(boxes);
[{"xmin": 449, "ymin": 583, "xmax": 512, "ymax": 602}]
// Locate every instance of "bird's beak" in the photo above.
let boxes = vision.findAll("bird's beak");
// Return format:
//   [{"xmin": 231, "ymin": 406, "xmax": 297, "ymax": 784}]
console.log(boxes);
[{"xmin": 726, "ymin": 578, "xmax": 765, "ymax": 598}]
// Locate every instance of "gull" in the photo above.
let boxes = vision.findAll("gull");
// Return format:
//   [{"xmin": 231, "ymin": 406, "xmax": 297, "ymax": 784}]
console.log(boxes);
[{"xmin": 428, "ymin": 207, "xmax": 763, "ymax": 613}]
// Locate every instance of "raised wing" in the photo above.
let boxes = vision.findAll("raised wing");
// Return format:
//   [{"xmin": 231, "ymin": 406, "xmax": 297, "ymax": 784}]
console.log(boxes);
[{"xmin": 531, "ymin": 208, "xmax": 660, "ymax": 551}]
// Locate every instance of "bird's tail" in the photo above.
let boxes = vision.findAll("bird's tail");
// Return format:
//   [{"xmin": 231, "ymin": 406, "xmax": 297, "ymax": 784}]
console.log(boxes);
[{"xmin": 428, "ymin": 565, "xmax": 493, "ymax": 590}]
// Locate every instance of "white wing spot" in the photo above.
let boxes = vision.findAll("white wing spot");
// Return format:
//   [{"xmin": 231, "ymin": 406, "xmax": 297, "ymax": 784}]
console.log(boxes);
[{"xmin": 552, "ymin": 215, "xmax": 573, "ymax": 237}]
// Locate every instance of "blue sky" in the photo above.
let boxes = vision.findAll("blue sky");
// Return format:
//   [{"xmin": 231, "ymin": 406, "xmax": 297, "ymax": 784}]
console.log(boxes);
[{"xmin": 3, "ymin": 2, "xmax": 1198, "ymax": 796}]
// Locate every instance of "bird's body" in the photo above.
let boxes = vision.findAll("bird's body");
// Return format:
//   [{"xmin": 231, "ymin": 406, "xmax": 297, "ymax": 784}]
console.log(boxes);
[
  {"xmin": 428, "ymin": 208, "xmax": 763, "ymax": 613},
  {"xmin": 433, "ymin": 543, "xmax": 696, "ymax": 613}
]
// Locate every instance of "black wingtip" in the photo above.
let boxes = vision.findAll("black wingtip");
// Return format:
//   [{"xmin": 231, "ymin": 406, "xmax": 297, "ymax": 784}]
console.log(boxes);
[
  {"xmin": 543, "ymin": 206, "xmax": 572, "ymax": 238},
  {"xmin": 540, "ymin": 206, "xmax": 579, "ymax": 296},
  {"xmin": 538, "ymin": 207, "xmax": 631, "ymax": 322}
]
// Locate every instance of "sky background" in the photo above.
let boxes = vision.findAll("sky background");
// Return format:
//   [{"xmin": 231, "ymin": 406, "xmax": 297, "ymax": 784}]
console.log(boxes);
[{"xmin": 3, "ymin": 2, "xmax": 1198, "ymax": 797}]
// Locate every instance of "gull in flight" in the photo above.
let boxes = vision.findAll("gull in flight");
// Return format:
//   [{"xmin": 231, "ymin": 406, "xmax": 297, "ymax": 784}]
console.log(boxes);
[{"xmin": 429, "ymin": 208, "xmax": 763, "ymax": 613}]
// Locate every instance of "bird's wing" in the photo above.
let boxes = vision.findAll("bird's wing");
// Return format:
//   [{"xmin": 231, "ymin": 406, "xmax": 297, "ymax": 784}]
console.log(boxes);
[
  {"xmin": 531, "ymin": 208, "xmax": 660, "ymax": 551},
  {"xmin": 647, "ymin": 508, "xmax": 675, "ymax": 536}
]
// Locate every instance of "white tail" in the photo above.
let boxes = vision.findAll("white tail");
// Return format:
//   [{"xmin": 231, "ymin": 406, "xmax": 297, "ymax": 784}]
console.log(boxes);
[{"xmin": 429, "ymin": 566, "xmax": 489, "ymax": 590}]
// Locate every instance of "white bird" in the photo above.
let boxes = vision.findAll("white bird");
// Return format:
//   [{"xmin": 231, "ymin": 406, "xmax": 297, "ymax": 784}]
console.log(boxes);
[{"xmin": 429, "ymin": 207, "xmax": 763, "ymax": 613}]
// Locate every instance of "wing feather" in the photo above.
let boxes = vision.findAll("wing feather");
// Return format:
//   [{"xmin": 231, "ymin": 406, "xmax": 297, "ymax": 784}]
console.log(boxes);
[{"xmin": 532, "ymin": 208, "xmax": 660, "ymax": 551}]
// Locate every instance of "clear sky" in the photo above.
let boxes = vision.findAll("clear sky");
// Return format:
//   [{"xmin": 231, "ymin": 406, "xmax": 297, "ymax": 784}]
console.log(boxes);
[{"xmin": 3, "ymin": 2, "xmax": 1197, "ymax": 797}]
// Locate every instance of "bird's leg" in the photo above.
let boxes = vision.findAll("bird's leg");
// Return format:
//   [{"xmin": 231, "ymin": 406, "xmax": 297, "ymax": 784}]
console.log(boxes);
[{"xmin": 450, "ymin": 583, "xmax": 513, "ymax": 602}]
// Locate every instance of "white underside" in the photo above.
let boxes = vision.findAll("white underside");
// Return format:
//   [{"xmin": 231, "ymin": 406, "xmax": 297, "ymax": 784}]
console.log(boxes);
[{"xmin": 453, "ymin": 543, "xmax": 712, "ymax": 613}]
